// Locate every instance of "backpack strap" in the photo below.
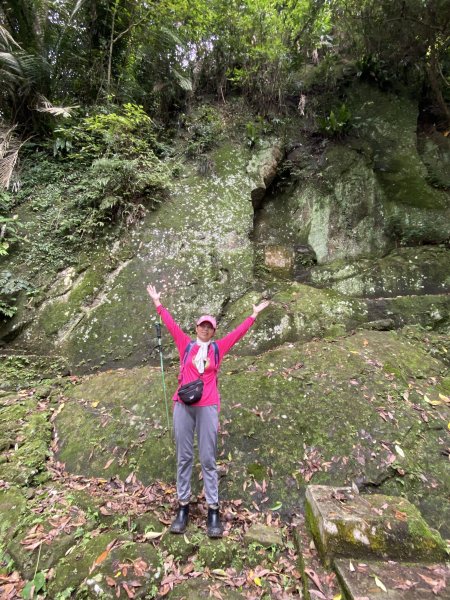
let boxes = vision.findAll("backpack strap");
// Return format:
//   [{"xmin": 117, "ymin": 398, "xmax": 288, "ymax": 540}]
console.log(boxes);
[
  {"xmin": 211, "ymin": 341, "xmax": 219, "ymax": 369},
  {"xmin": 182, "ymin": 340, "xmax": 196, "ymax": 367},
  {"xmin": 182, "ymin": 340, "xmax": 220, "ymax": 369}
]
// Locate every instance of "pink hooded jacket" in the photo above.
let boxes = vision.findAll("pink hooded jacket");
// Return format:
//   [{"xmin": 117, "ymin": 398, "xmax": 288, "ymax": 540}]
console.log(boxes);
[{"xmin": 157, "ymin": 305, "xmax": 255, "ymax": 409}]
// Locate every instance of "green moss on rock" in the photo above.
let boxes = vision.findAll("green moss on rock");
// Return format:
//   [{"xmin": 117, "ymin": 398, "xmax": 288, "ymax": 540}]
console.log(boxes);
[
  {"xmin": 79, "ymin": 541, "xmax": 162, "ymax": 599},
  {"xmin": 160, "ymin": 524, "xmax": 200, "ymax": 561},
  {"xmin": 222, "ymin": 283, "xmax": 367, "ymax": 355},
  {"xmin": 48, "ymin": 531, "xmax": 131, "ymax": 596},
  {"xmin": 198, "ymin": 537, "xmax": 240, "ymax": 569},
  {"xmin": 310, "ymin": 246, "xmax": 450, "ymax": 298},
  {"xmin": 0, "ymin": 488, "xmax": 28, "ymax": 545},
  {"xmin": 167, "ymin": 579, "xmax": 245, "ymax": 599},
  {"xmin": 0, "ymin": 398, "xmax": 52, "ymax": 486},
  {"xmin": 54, "ymin": 327, "xmax": 449, "ymax": 537}
]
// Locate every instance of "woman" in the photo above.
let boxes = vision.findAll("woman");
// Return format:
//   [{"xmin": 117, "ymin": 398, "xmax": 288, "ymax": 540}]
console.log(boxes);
[{"xmin": 147, "ymin": 284, "xmax": 269, "ymax": 537}]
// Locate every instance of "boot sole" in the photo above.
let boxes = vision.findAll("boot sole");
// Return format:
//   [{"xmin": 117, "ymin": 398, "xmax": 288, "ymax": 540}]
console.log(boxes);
[
  {"xmin": 170, "ymin": 526, "xmax": 187, "ymax": 534},
  {"xmin": 207, "ymin": 530, "xmax": 223, "ymax": 538}
]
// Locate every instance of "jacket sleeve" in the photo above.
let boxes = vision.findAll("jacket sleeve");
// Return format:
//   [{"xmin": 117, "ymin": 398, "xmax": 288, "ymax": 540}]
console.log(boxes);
[
  {"xmin": 216, "ymin": 316, "xmax": 256, "ymax": 359},
  {"xmin": 157, "ymin": 305, "xmax": 191, "ymax": 355}
]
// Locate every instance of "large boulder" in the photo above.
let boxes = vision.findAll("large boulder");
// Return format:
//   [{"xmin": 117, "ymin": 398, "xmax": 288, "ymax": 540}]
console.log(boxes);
[
  {"xmin": 254, "ymin": 84, "xmax": 450, "ymax": 266},
  {"xmin": 221, "ymin": 283, "xmax": 367, "ymax": 354},
  {"xmin": 246, "ymin": 140, "xmax": 283, "ymax": 208},
  {"xmin": 2, "ymin": 143, "xmax": 256, "ymax": 372}
]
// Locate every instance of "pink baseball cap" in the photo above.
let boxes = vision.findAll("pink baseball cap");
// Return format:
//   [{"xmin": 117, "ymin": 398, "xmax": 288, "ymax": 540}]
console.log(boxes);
[{"xmin": 196, "ymin": 315, "xmax": 217, "ymax": 329}]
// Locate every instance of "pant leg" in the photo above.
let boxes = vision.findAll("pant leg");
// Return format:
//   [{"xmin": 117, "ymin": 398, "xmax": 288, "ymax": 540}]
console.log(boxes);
[
  {"xmin": 173, "ymin": 402, "xmax": 195, "ymax": 503},
  {"xmin": 196, "ymin": 405, "xmax": 219, "ymax": 505}
]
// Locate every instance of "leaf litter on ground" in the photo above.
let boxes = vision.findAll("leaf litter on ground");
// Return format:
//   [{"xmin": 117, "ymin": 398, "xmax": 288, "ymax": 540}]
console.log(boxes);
[{"xmin": 1, "ymin": 419, "xmax": 305, "ymax": 599}]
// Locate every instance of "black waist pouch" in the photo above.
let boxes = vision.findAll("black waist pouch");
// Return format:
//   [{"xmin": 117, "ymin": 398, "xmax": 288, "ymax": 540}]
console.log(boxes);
[{"xmin": 178, "ymin": 379, "xmax": 204, "ymax": 405}]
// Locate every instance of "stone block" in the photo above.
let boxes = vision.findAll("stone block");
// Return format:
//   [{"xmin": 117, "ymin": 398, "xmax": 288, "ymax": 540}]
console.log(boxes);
[
  {"xmin": 305, "ymin": 485, "xmax": 447, "ymax": 563},
  {"xmin": 244, "ymin": 523, "xmax": 283, "ymax": 549},
  {"xmin": 246, "ymin": 140, "xmax": 283, "ymax": 208},
  {"xmin": 334, "ymin": 558, "xmax": 449, "ymax": 599},
  {"xmin": 264, "ymin": 245, "xmax": 295, "ymax": 272},
  {"xmin": 293, "ymin": 514, "xmax": 340, "ymax": 600}
]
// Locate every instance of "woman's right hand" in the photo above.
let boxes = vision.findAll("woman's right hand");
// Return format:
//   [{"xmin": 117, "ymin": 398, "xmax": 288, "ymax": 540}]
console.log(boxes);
[{"xmin": 147, "ymin": 284, "xmax": 161, "ymax": 307}]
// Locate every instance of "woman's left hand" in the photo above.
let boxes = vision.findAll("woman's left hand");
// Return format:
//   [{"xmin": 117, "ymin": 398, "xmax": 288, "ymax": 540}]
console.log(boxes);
[{"xmin": 252, "ymin": 300, "xmax": 270, "ymax": 318}]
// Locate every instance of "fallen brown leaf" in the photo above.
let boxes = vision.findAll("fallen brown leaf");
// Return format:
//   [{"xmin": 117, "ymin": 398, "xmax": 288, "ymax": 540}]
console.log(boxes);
[
  {"xmin": 305, "ymin": 568, "xmax": 325, "ymax": 593},
  {"xmin": 122, "ymin": 582, "xmax": 136, "ymax": 597}
]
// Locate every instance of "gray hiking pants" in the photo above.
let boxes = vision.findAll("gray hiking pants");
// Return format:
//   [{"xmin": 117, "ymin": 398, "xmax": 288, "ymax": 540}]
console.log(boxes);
[{"xmin": 173, "ymin": 402, "xmax": 219, "ymax": 506}]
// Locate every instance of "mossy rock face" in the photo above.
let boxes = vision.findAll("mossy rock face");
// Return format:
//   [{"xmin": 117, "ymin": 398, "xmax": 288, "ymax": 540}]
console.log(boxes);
[
  {"xmin": 348, "ymin": 84, "xmax": 448, "ymax": 209},
  {"xmin": 256, "ymin": 146, "xmax": 389, "ymax": 265},
  {"xmin": 246, "ymin": 139, "xmax": 283, "ymax": 208},
  {"xmin": 255, "ymin": 84, "xmax": 449, "ymax": 267},
  {"xmin": 79, "ymin": 541, "xmax": 162, "ymax": 599},
  {"xmin": 55, "ymin": 366, "xmax": 177, "ymax": 481},
  {"xmin": 309, "ymin": 246, "xmax": 450, "ymax": 298},
  {"xmin": 0, "ymin": 354, "xmax": 68, "ymax": 391},
  {"xmin": 55, "ymin": 327, "xmax": 450, "ymax": 537},
  {"xmin": 132, "ymin": 513, "xmax": 164, "ymax": 536},
  {"xmin": 221, "ymin": 282, "xmax": 367, "ymax": 355},
  {"xmin": 0, "ymin": 395, "xmax": 52, "ymax": 486},
  {"xmin": 160, "ymin": 524, "xmax": 201, "ymax": 561},
  {"xmin": 47, "ymin": 531, "xmax": 131, "ymax": 596},
  {"xmin": 4, "ymin": 142, "xmax": 255, "ymax": 374},
  {"xmin": 335, "ymin": 558, "xmax": 450, "ymax": 600},
  {"xmin": 6, "ymin": 487, "xmax": 99, "ymax": 579},
  {"xmin": 197, "ymin": 538, "xmax": 241, "ymax": 569},
  {"xmin": 418, "ymin": 129, "xmax": 450, "ymax": 190},
  {"xmin": 8, "ymin": 528, "xmax": 81, "ymax": 581},
  {"xmin": 243, "ymin": 524, "xmax": 283, "ymax": 549},
  {"xmin": 305, "ymin": 486, "xmax": 447, "ymax": 563},
  {"xmin": 0, "ymin": 488, "xmax": 28, "ymax": 545},
  {"xmin": 366, "ymin": 293, "xmax": 450, "ymax": 332}
]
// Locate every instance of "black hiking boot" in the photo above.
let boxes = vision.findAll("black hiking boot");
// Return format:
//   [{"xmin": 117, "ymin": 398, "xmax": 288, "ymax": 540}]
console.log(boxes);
[
  {"xmin": 207, "ymin": 506, "xmax": 223, "ymax": 538},
  {"xmin": 170, "ymin": 503, "xmax": 189, "ymax": 534}
]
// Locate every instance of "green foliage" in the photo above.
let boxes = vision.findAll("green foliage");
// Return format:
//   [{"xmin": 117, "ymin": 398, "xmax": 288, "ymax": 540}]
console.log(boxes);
[
  {"xmin": 318, "ymin": 104, "xmax": 352, "ymax": 137},
  {"xmin": 0, "ymin": 214, "xmax": 22, "ymax": 256},
  {"xmin": 356, "ymin": 55, "xmax": 393, "ymax": 86},
  {"xmin": 36, "ymin": 104, "xmax": 173, "ymax": 241},
  {"xmin": 53, "ymin": 104, "xmax": 160, "ymax": 161},
  {"xmin": 1, "ymin": 0, "xmax": 450, "ymax": 137},
  {"xmin": 245, "ymin": 116, "xmax": 268, "ymax": 147},
  {"xmin": 23, "ymin": 154, "xmax": 170, "ymax": 246},
  {"xmin": 0, "ymin": 270, "xmax": 31, "ymax": 319},
  {"xmin": 21, "ymin": 571, "xmax": 46, "ymax": 599},
  {"xmin": 76, "ymin": 155, "xmax": 170, "ymax": 233},
  {"xmin": 0, "ymin": 193, "xmax": 22, "ymax": 256},
  {"xmin": 184, "ymin": 106, "xmax": 224, "ymax": 157}
]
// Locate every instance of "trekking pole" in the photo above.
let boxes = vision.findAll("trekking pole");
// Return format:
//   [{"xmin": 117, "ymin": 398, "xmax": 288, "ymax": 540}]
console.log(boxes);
[{"xmin": 155, "ymin": 318, "xmax": 171, "ymax": 435}]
